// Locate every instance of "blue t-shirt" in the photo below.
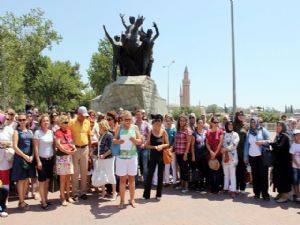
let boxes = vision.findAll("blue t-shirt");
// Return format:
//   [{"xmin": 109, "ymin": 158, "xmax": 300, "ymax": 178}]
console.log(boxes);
[{"xmin": 165, "ymin": 127, "xmax": 176, "ymax": 146}]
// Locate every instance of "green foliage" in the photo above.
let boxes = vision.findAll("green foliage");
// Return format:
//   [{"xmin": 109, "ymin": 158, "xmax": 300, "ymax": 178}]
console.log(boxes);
[
  {"xmin": 0, "ymin": 8, "xmax": 87, "ymax": 112},
  {"xmin": 87, "ymin": 37, "xmax": 113, "ymax": 94},
  {"xmin": 205, "ymin": 104, "xmax": 224, "ymax": 114},
  {"xmin": 35, "ymin": 58, "xmax": 86, "ymax": 111},
  {"xmin": 258, "ymin": 111, "xmax": 280, "ymax": 123},
  {"xmin": 171, "ymin": 107, "xmax": 205, "ymax": 121}
]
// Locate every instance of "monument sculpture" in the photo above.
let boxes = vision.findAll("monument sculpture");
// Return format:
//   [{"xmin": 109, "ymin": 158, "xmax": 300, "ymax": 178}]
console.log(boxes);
[
  {"xmin": 90, "ymin": 14, "xmax": 167, "ymax": 115},
  {"xmin": 103, "ymin": 14, "xmax": 159, "ymax": 80}
]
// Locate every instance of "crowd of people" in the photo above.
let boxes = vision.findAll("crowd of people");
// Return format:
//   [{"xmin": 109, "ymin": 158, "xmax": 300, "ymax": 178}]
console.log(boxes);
[{"xmin": 0, "ymin": 106, "xmax": 300, "ymax": 217}]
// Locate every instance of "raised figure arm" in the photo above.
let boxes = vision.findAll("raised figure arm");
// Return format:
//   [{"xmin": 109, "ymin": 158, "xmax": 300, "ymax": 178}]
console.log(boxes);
[
  {"xmin": 119, "ymin": 13, "xmax": 128, "ymax": 29},
  {"xmin": 103, "ymin": 25, "xmax": 114, "ymax": 45},
  {"xmin": 152, "ymin": 22, "xmax": 159, "ymax": 41}
]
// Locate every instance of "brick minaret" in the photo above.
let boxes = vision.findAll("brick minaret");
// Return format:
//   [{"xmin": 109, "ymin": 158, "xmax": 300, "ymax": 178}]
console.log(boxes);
[{"xmin": 181, "ymin": 66, "xmax": 190, "ymax": 107}]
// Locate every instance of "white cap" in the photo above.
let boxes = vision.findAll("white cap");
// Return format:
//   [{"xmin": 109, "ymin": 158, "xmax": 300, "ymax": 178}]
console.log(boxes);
[
  {"xmin": 78, "ymin": 106, "xmax": 89, "ymax": 117},
  {"xmin": 293, "ymin": 129, "xmax": 300, "ymax": 135}
]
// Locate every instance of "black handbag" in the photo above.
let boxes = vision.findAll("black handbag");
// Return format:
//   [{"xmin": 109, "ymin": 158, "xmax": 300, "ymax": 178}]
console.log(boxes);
[
  {"xmin": 261, "ymin": 145, "xmax": 273, "ymax": 167},
  {"xmin": 22, "ymin": 158, "xmax": 31, "ymax": 170},
  {"xmin": 48, "ymin": 174, "xmax": 60, "ymax": 193}
]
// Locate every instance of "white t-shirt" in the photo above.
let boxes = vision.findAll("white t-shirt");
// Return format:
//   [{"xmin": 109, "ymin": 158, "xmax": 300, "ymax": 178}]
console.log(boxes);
[
  {"xmin": 248, "ymin": 134, "xmax": 261, "ymax": 157},
  {"xmin": 0, "ymin": 126, "xmax": 14, "ymax": 170},
  {"xmin": 34, "ymin": 129, "xmax": 54, "ymax": 158},
  {"xmin": 289, "ymin": 143, "xmax": 300, "ymax": 168}
]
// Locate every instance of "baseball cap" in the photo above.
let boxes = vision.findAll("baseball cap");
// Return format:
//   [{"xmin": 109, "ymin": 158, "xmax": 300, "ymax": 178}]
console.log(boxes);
[
  {"xmin": 78, "ymin": 106, "xmax": 89, "ymax": 117},
  {"xmin": 293, "ymin": 129, "xmax": 300, "ymax": 135}
]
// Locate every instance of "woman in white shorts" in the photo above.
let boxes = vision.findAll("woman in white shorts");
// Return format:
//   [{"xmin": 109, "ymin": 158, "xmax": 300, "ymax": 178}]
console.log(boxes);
[{"xmin": 113, "ymin": 110, "xmax": 142, "ymax": 209}]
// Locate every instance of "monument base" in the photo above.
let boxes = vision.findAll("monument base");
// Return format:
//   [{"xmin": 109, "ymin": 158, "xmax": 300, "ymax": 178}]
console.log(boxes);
[{"xmin": 90, "ymin": 76, "xmax": 167, "ymax": 115}]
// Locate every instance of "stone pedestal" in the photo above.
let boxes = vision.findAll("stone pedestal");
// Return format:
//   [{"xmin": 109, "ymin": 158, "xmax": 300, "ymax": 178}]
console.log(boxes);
[{"xmin": 90, "ymin": 76, "xmax": 167, "ymax": 114}]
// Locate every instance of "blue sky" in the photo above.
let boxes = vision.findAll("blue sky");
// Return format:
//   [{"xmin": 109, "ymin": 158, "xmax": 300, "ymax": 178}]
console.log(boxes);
[{"xmin": 1, "ymin": 0, "xmax": 300, "ymax": 111}]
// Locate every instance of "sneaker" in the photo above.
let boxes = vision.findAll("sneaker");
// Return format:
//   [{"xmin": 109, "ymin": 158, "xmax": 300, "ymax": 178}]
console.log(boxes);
[
  {"xmin": 156, "ymin": 196, "xmax": 161, "ymax": 201},
  {"xmin": 67, "ymin": 197, "xmax": 74, "ymax": 203},
  {"xmin": 295, "ymin": 197, "xmax": 300, "ymax": 202},
  {"xmin": 0, "ymin": 211, "xmax": 8, "ymax": 217},
  {"xmin": 181, "ymin": 189, "xmax": 189, "ymax": 193},
  {"xmin": 72, "ymin": 195, "xmax": 79, "ymax": 201},
  {"xmin": 175, "ymin": 186, "xmax": 182, "ymax": 190},
  {"xmin": 80, "ymin": 194, "xmax": 88, "ymax": 200},
  {"xmin": 276, "ymin": 198, "xmax": 288, "ymax": 203}
]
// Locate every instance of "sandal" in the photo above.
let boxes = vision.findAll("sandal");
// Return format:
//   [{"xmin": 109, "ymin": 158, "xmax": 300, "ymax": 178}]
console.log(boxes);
[
  {"xmin": 129, "ymin": 200, "xmax": 137, "ymax": 208},
  {"xmin": 61, "ymin": 200, "xmax": 68, "ymax": 206},
  {"xmin": 41, "ymin": 204, "xmax": 49, "ymax": 210},
  {"xmin": 18, "ymin": 201, "xmax": 29, "ymax": 210},
  {"xmin": 117, "ymin": 201, "xmax": 125, "ymax": 209}
]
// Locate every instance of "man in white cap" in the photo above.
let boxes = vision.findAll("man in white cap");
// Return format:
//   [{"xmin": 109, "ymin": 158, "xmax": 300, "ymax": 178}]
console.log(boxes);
[{"xmin": 69, "ymin": 106, "xmax": 92, "ymax": 200}]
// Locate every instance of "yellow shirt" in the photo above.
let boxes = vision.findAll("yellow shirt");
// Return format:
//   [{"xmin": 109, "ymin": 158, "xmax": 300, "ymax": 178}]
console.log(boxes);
[{"xmin": 69, "ymin": 118, "xmax": 92, "ymax": 146}]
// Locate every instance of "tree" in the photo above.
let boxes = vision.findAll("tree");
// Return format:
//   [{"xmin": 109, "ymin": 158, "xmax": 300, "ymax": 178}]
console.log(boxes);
[
  {"xmin": 258, "ymin": 112, "xmax": 280, "ymax": 123},
  {"xmin": 87, "ymin": 38, "xmax": 113, "ymax": 94},
  {"xmin": 0, "ymin": 8, "xmax": 62, "ymax": 109},
  {"xmin": 35, "ymin": 58, "xmax": 86, "ymax": 111},
  {"xmin": 206, "ymin": 104, "xmax": 224, "ymax": 114}
]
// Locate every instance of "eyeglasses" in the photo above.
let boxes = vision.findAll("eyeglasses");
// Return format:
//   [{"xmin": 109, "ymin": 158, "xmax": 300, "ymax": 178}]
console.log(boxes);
[
  {"xmin": 18, "ymin": 119, "xmax": 26, "ymax": 122},
  {"xmin": 107, "ymin": 117, "xmax": 113, "ymax": 121},
  {"xmin": 153, "ymin": 119, "xmax": 162, "ymax": 123},
  {"xmin": 124, "ymin": 118, "xmax": 131, "ymax": 122}
]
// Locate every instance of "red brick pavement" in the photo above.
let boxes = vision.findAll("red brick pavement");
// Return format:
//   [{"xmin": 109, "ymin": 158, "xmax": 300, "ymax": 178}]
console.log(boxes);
[{"xmin": 1, "ymin": 185, "xmax": 299, "ymax": 225}]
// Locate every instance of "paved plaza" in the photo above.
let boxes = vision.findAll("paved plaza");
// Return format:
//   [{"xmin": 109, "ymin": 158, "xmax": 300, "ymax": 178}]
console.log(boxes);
[{"xmin": 2, "ymin": 185, "xmax": 299, "ymax": 225}]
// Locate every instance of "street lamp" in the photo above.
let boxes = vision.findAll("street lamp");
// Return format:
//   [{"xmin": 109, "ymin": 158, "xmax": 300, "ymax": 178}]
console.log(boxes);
[
  {"xmin": 163, "ymin": 60, "xmax": 175, "ymax": 110},
  {"xmin": 230, "ymin": 0, "xmax": 237, "ymax": 120}
]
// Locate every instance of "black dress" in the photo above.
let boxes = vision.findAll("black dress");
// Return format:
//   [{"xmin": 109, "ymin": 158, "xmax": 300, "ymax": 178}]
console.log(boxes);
[
  {"xmin": 270, "ymin": 133, "xmax": 293, "ymax": 193},
  {"xmin": 143, "ymin": 132, "xmax": 165, "ymax": 199}
]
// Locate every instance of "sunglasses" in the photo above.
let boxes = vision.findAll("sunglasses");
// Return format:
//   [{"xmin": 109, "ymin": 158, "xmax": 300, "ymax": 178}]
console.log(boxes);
[
  {"xmin": 107, "ymin": 117, "xmax": 113, "ymax": 121},
  {"xmin": 124, "ymin": 118, "xmax": 131, "ymax": 122},
  {"xmin": 19, "ymin": 119, "xmax": 26, "ymax": 122},
  {"xmin": 8, "ymin": 113, "xmax": 14, "ymax": 116},
  {"xmin": 63, "ymin": 121, "xmax": 69, "ymax": 124},
  {"xmin": 212, "ymin": 121, "xmax": 218, "ymax": 124}
]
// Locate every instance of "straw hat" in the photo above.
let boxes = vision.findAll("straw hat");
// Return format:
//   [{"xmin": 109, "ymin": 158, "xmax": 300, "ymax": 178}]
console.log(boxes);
[{"xmin": 208, "ymin": 159, "xmax": 220, "ymax": 171}]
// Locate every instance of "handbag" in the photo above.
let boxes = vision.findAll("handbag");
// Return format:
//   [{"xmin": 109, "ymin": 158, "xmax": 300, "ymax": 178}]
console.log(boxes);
[
  {"xmin": 91, "ymin": 135, "xmax": 109, "ymax": 187},
  {"xmin": 4, "ymin": 147, "xmax": 15, "ymax": 163},
  {"xmin": 91, "ymin": 160, "xmax": 109, "ymax": 187},
  {"xmin": 192, "ymin": 168, "xmax": 201, "ymax": 182},
  {"xmin": 22, "ymin": 158, "xmax": 31, "ymax": 170},
  {"xmin": 261, "ymin": 145, "xmax": 273, "ymax": 167},
  {"xmin": 163, "ymin": 148, "xmax": 173, "ymax": 164},
  {"xmin": 48, "ymin": 174, "xmax": 60, "ymax": 193}
]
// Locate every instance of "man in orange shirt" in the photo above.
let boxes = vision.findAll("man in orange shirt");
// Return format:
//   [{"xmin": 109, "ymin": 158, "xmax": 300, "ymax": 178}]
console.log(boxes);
[{"xmin": 69, "ymin": 106, "xmax": 92, "ymax": 201}]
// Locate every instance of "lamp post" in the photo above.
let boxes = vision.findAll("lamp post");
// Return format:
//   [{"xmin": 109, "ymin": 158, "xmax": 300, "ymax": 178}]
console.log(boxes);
[
  {"xmin": 230, "ymin": 0, "xmax": 237, "ymax": 120},
  {"xmin": 163, "ymin": 60, "xmax": 175, "ymax": 110}
]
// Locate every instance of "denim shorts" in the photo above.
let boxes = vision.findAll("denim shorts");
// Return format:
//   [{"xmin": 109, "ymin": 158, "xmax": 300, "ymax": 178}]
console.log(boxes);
[{"xmin": 292, "ymin": 168, "xmax": 300, "ymax": 185}]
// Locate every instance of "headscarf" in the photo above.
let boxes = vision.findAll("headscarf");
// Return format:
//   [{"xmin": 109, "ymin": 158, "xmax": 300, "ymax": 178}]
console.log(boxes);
[
  {"xmin": 249, "ymin": 117, "xmax": 259, "ymax": 136},
  {"xmin": 225, "ymin": 120, "xmax": 234, "ymax": 133},
  {"xmin": 274, "ymin": 121, "xmax": 288, "ymax": 143}
]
